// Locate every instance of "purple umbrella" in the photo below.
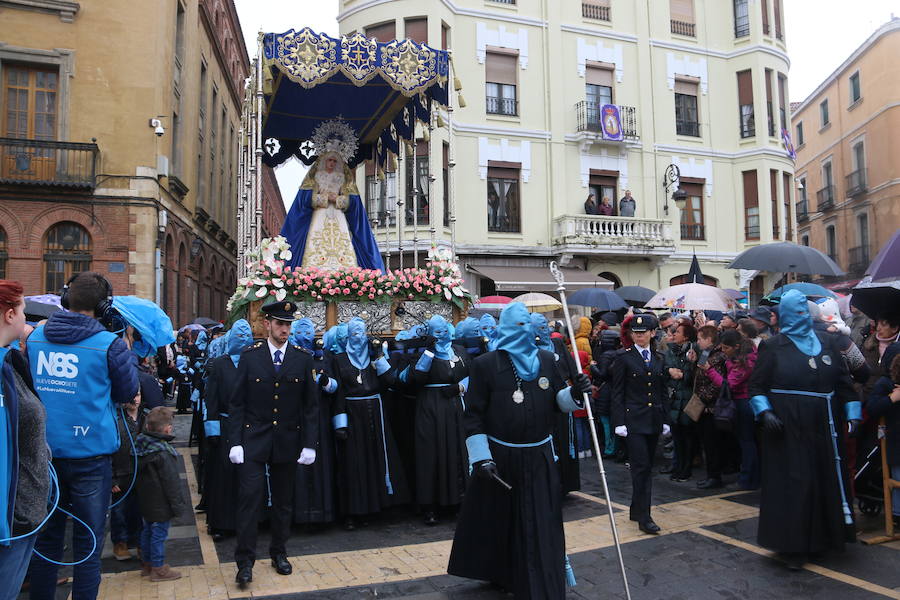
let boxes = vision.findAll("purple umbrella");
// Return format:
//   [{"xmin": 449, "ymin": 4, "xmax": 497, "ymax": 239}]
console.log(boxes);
[
  {"xmin": 723, "ymin": 289, "xmax": 746, "ymax": 300},
  {"xmin": 866, "ymin": 230, "xmax": 900, "ymax": 282}
]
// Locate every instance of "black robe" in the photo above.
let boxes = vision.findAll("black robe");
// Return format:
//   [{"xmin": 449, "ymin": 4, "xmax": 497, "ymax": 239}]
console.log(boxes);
[
  {"xmin": 332, "ymin": 353, "xmax": 410, "ymax": 515},
  {"xmin": 448, "ymin": 350, "xmax": 570, "ymax": 599},
  {"xmin": 384, "ymin": 349, "xmax": 420, "ymax": 493},
  {"xmin": 748, "ymin": 332, "xmax": 858, "ymax": 554},
  {"xmin": 409, "ymin": 346, "xmax": 470, "ymax": 508},
  {"xmin": 549, "ymin": 338, "xmax": 581, "ymax": 493},
  {"xmin": 203, "ymin": 354, "xmax": 240, "ymax": 531},
  {"xmin": 293, "ymin": 349, "xmax": 337, "ymax": 524}
]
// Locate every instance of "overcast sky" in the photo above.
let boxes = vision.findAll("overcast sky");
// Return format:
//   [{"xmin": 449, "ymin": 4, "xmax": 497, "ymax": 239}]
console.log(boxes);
[{"xmin": 233, "ymin": 0, "xmax": 898, "ymax": 206}]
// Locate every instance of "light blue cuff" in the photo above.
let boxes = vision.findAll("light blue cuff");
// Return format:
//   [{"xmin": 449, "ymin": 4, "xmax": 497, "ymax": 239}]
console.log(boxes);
[
  {"xmin": 333, "ymin": 413, "xmax": 348, "ymax": 429},
  {"xmin": 324, "ymin": 378, "xmax": 338, "ymax": 394},
  {"xmin": 466, "ymin": 433, "xmax": 492, "ymax": 466},
  {"xmin": 190, "ymin": 389, "xmax": 200, "ymax": 406},
  {"xmin": 415, "ymin": 350, "xmax": 434, "ymax": 373},
  {"xmin": 374, "ymin": 356, "xmax": 390, "ymax": 376},
  {"xmin": 399, "ymin": 366, "xmax": 410, "ymax": 383},
  {"xmin": 166, "ymin": 377, "xmax": 173, "ymax": 384},
  {"xmin": 750, "ymin": 395, "xmax": 772, "ymax": 418},
  {"xmin": 845, "ymin": 400, "xmax": 862, "ymax": 421},
  {"xmin": 459, "ymin": 376, "xmax": 469, "ymax": 394},
  {"xmin": 556, "ymin": 386, "xmax": 582, "ymax": 413},
  {"xmin": 204, "ymin": 420, "xmax": 220, "ymax": 437}
]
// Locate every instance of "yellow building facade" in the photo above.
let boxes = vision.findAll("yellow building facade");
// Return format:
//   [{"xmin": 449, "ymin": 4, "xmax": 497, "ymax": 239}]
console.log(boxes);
[{"xmin": 339, "ymin": 0, "xmax": 795, "ymax": 299}]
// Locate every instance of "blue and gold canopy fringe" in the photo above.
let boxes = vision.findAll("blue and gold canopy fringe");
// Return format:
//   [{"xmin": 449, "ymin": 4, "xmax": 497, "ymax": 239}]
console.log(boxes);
[{"xmin": 260, "ymin": 28, "xmax": 450, "ymax": 170}]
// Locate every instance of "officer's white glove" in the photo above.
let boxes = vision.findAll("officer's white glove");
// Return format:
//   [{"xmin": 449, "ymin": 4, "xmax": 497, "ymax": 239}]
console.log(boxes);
[
  {"xmin": 615, "ymin": 426, "xmax": 628, "ymax": 437},
  {"xmin": 297, "ymin": 448, "xmax": 317, "ymax": 465},
  {"xmin": 228, "ymin": 445, "xmax": 244, "ymax": 464},
  {"xmin": 662, "ymin": 424, "xmax": 671, "ymax": 436}
]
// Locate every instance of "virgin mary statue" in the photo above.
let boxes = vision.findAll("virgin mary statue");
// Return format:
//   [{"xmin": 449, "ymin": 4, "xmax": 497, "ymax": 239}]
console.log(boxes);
[{"xmin": 280, "ymin": 120, "xmax": 385, "ymax": 272}]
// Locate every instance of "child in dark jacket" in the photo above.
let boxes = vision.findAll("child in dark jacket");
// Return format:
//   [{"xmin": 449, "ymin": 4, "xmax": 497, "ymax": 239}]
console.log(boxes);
[
  {"xmin": 109, "ymin": 390, "xmax": 143, "ymax": 561},
  {"xmin": 866, "ymin": 342, "xmax": 900, "ymax": 526},
  {"xmin": 135, "ymin": 407, "xmax": 187, "ymax": 581}
]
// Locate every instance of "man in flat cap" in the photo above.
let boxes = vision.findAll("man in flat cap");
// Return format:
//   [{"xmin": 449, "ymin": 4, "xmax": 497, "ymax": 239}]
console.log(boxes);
[
  {"xmin": 611, "ymin": 313, "xmax": 669, "ymax": 534},
  {"xmin": 227, "ymin": 301, "xmax": 319, "ymax": 587}
]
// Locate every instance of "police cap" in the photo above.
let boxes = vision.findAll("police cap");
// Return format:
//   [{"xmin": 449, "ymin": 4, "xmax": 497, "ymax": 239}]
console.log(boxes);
[
  {"xmin": 261, "ymin": 301, "xmax": 297, "ymax": 322},
  {"xmin": 629, "ymin": 313, "xmax": 659, "ymax": 332}
]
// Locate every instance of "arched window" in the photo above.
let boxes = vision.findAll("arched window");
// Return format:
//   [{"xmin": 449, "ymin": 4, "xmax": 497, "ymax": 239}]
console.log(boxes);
[
  {"xmin": 0, "ymin": 226, "xmax": 7, "ymax": 279},
  {"xmin": 43, "ymin": 222, "xmax": 91, "ymax": 293}
]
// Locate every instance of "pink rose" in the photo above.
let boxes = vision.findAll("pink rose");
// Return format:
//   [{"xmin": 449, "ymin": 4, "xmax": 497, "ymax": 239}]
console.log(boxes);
[{"xmin": 357, "ymin": 291, "xmax": 364, "ymax": 296}]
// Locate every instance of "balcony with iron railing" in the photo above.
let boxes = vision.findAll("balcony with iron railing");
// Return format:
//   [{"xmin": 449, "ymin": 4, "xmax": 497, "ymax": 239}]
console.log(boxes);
[
  {"xmin": 486, "ymin": 96, "xmax": 518, "ymax": 116},
  {"xmin": 553, "ymin": 214, "xmax": 674, "ymax": 255},
  {"xmin": 671, "ymin": 20, "xmax": 696, "ymax": 37},
  {"xmin": 574, "ymin": 102, "xmax": 639, "ymax": 140},
  {"xmin": 680, "ymin": 223, "xmax": 705, "ymax": 240},
  {"xmin": 845, "ymin": 168, "xmax": 867, "ymax": 197},
  {"xmin": 582, "ymin": 2, "xmax": 610, "ymax": 20},
  {"xmin": 676, "ymin": 118, "xmax": 700, "ymax": 137},
  {"xmin": 816, "ymin": 185, "xmax": 835, "ymax": 211},
  {"xmin": 796, "ymin": 200, "xmax": 808, "ymax": 222},
  {"xmin": 0, "ymin": 137, "xmax": 99, "ymax": 189},
  {"xmin": 848, "ymin": 245, "xmax": 870, "ymax": 275}
]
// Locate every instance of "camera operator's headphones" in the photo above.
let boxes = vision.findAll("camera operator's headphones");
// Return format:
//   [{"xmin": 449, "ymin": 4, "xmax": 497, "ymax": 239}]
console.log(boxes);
[{"xmin": 60, "ymin": 272, "xmax": 115, "ymax": 321}]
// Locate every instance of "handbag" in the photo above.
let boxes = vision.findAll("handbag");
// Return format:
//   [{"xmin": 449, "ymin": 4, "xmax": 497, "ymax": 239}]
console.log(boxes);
[
  {"xmin": 713, "ymin": 380, "xmax": 736, "ymax": 431},
  {"xmin": 682, "ymin": 377, "xmax": 705, "ymax": 422}
]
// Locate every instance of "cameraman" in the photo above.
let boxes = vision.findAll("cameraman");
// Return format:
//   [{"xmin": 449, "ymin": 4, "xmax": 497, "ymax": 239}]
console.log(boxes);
[{"xmin": 26, "ymin": 272, "xmax": 138, "ymax": 600}]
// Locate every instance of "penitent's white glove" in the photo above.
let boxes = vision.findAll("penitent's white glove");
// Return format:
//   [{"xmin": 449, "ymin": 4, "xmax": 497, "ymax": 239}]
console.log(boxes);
[
  {"xmin": 662, "ymin": 424, "xmax": 671, "ymax": 436},
  {"xmin": 615, "ymin": 426, "xmax": 628, "ymax": 438},
  {"xmin": 228, "ymin": 445, "xmax": 244, "ymax": 464},
  {"xmin": 297, "ymin": 448, "xmax": 317, "ymax": 465}
]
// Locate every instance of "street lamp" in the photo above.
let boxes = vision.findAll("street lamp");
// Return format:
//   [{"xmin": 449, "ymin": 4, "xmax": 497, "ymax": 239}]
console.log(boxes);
[{"xmin": 662, "ymin": 164, "xmax": 688, "ymax": 215}]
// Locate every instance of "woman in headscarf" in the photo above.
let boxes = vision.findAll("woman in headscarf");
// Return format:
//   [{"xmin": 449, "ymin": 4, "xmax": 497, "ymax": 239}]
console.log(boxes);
[
  {"xmin": 479, "ymin": 313, "xmax": 500, "ymax": 351},
  {"xmin": 290, "ymin": 318, "xmax": 339, "ymax": 527},
  {"xmin": 448, "ymin": 303, "xmax": 591, "ymax": 599},
  {"xmin": 331, "ymin": 317, "xmax": 408, "ymax": 530},
  {"xmin": 409, "ymin": 316, "xmax": 471, "ymax": 525},
  {"xmin": 748, "ymin": 290, "xmax": 860, "ymax": 570},
  {"xmin": 532, "ymin": 313, "xmax": 581, "ymax": 494},
  {"xmin": 202, "ymin": 319, "xmax": 253, "ymax": 540}
]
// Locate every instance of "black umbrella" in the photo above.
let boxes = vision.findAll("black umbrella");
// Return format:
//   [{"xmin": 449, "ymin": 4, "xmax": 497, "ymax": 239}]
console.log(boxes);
[
  {"xmin": 850, "ymin": 277, "xmax": 900, "ymax": 319},
  {"xmin": 193, "ymin": 317, "xmax": 220, "ymax": 327},
  {"xmin": 25, "ymin": 299, "xmax": 60, "ymax": 319},
  {"xmin": 613, "ymin": 285, "xmax": 656, "ymax": 306},
  {"xmin": 727, "ymin": 241, "xmax": 844, "ymax": 276},
  {"xmin": 567, "ymin": 288, "xmax": 628, "ymax": 311}
]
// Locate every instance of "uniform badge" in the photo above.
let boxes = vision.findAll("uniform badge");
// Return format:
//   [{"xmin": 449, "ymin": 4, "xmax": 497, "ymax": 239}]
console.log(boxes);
[
  {"xmin": 538, "ymin": 377, "xmax": 550, "ymax": 390},
  {"xmin": 808, "ymin": 357, "xmax": 818, "ymax": 370},
  {"xmin": 822, "ymin": 354, "xmax": 832, "ymax": 366},
  {"xmin": 554, "ymin": 353, "xmax": 559, "ymax": 361},
  {"xmin": 512, "ymin": 388, "xmax": 525, "ymax": 404},
  {"xmin": 284, "ymin": 303, "xmax": 291, "ymax": 312}
]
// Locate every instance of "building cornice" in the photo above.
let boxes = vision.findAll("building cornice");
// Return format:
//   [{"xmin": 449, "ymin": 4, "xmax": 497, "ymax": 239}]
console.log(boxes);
[
  {"xmin": 648, "ymin": 39, "xmax": 790, "ymax": 67},
  {"xmin": 653, "ymin": 143, "xmax": 796, "ymax": 163},
  {"xmin": 339, "ymin": 0, "xmax": 546, "ymax": 27},
  {"xmin": 0, "ymin": 0, "xmax": 79, "ymax": 23},
  {"xmin": 559, "ymin": 24, "xmax": 638, "ymax": 43},
  {"xmin": 452, "ymin": 121, "xmax": 551, "ymax": 140},
  {"xmin": 793, "ymin": 18, "xmax": 900, "ymax": 114}
]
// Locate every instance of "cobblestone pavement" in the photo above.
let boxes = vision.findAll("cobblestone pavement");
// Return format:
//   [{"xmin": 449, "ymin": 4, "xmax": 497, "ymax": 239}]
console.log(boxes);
[{"xmin": 29, "ymin": 415, "xmax": 900, "ymax": 600}]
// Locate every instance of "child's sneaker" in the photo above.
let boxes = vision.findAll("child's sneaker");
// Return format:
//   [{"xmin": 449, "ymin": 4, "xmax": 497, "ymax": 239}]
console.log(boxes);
[
  {"xmin": 150, "ymin": 564, "xmax": 182, "ymax": 581},
  {"xmin": 113, "ymin": 542, "xmax": 132, "ymax": 561}
]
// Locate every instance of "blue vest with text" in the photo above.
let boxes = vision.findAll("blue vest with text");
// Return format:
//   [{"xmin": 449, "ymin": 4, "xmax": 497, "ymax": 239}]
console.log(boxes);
[{"xmin": 27, "ymin": 326, "xmax": 119, "ymax": 458}]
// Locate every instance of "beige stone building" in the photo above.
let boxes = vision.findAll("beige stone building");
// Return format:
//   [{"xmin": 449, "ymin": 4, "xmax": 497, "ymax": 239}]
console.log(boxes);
[
  {"xmin": 792, "ymin": 17, "xmax": 900, "ymax": 289},
  {"xmin": 338, "ymin": 0, "xmax": 796, "ymax": 301},
  {"xmin": 0, "ymin": 0, "xmax": 283, "ymax": 325}
]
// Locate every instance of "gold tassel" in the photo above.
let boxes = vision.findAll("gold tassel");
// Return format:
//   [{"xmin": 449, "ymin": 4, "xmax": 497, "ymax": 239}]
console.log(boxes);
[
  {"xmin": 457, "ymin": 93, "xmax": 466, "ymax": 108},
  {"xmin": 390, "ymin": 155, "xmax": 397, "ymax": 171},
  {"xmin": 454, "ymin": 76, "xmax": 463, "ymax": 91},
  {"xmin": 377, "ymin": 167, "xmax": 385, "ymax": 182},
  {"xmin": 405, "ymin": 141, "xmax": 414, "ymax": 155},
  {"xmin": 422, "ymin": 129, "xmax": 430, "ymax": 142},
  {"xmin": 437, "ymin": 113, "xmax": 446, "ymax": 128}
]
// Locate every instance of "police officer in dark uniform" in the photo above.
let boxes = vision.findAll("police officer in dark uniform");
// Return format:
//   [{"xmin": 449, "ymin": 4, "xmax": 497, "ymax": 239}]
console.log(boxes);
[
  {"xmin": 227, "ymin": 301, "xmax": 319, "ymax": 587},
  {"xmin": 611, "ymin": 313, "xmax": 670, "ymax": 535}
]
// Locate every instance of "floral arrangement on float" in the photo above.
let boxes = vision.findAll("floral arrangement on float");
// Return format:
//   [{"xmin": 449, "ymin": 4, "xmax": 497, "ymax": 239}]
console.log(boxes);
[{"xmin": 227, "ymin": 236, "xmax": 475, "ymax": 319}]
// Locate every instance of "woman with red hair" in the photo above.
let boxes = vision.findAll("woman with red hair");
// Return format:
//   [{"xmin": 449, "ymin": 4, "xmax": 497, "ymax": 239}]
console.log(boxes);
[{"xmin": 0, "ymin": 281, "xmax": 50, "ymax": 599}]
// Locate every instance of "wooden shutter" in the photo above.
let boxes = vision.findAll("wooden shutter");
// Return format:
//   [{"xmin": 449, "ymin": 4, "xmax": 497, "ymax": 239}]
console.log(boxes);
[
  {"xmin": 765, "ymin": 70, "xmax": 773, "ymax": 104},
  {"xmin": 770, "ymin": 169, "xmax": 779, "ymax": 236},
  {"xmin": 737, "ymin": 70, "xmax": 753, "ymax": 105},
  {"xmin": 586, "ymin": 66, "xmax": 614, "ymax": 87},
  {"xmin": 761, "ymin": 0, "xmax": 770, "ymax": 33},
  {"xmin": 404, "ymin": 18, "xmax": 427, "ymax": 44},
  {"xmin": 365, "ymin": 21, "xmax": 396, "ymax": 43},
  {"xmin": 774, "ymin": 0, "xmax": 782, "ymax": 37},
  {"xmin": 485, "ymin": 51, "xmax": 517, "ymax": 85},
  {"xmin": 743, "ymin": 171, "xmax": 758, "ymax": 208},
  {"xmin": 670, "ymin": 0, "xmax": 694, "ymax": 22},
  {"xmin": 674, "ymin": 78, "xmax": 697, "ymax": 96},
  {"xmin": 783, "ymin": 172, "xmax": 793, "ymax": 240},
  {"xmin": 778, "ymin": 74, "xmax": 787, "ymax": 112}
]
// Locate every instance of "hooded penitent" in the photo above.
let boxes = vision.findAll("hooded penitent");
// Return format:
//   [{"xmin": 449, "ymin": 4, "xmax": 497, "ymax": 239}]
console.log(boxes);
[
  {"xmin": 480, "ymin": 314, "xmax": 499, "ymax": 351},
  {"xmin": 207, "ymin": 336, "xmax": 225, "ymax": 361},
  {"xmin": 530, "ymin": 313, "xmax": 554, "ymax": 353},
  {"xmin": 495, "ymin": 303, "xmax": 540, "ymax": 381},
  {"xmin": 454, "ymin": 317, "xmax": 482, "ymax": 340},
  {"xmin": 778, "ymin": 289, "xmax": 822, "ymax": 357},
  {"xmin": 195, "ymin": 330, "xmax": 209, "ymax": 352},
  {"xmin": 226, "ymin": 319, "xmax": 253, "ymax": 366},
  {"xmin": 290, "ymin": 318, "xmax": 316, "ymax": 351},
  {"xmin": 426, "ymin": 315, "xmax": 455, "ymax": 360},
  {"xmin": 346, "ymin": 317, "xmax": 370, "ymax": 370}
]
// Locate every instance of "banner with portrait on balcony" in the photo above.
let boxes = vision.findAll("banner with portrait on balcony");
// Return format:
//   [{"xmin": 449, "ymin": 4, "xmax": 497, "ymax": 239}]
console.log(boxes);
[{"xmin": 599, "ymin": 104, "xmax": 623, "ymax": 142}]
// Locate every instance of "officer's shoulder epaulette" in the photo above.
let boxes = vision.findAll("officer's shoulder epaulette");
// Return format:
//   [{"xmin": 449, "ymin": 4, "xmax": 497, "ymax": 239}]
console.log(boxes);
[
  {"xmin": 249, "ymin": 340, "xmax": 265, "ymax": 350},
  {"xmin": 294, "ymin": 344, "xmax": 314, "ymax": 355}
]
